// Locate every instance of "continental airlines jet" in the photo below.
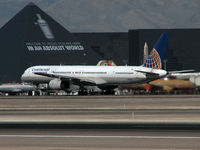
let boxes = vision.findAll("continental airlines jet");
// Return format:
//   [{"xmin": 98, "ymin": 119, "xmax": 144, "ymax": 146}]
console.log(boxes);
[{"xmin": 21, "ymin": 33, "xmax": 168, "ymax": 94}]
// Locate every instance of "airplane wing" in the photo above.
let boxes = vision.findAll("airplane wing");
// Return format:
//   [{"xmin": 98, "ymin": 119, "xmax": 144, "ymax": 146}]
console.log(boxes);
[
  {"xmin": 135, "ymin": 70, "xmax": 161, "ymax": 80},
  {"xmin": 135, "ymin": 70, "xmax": 159, "ymax": 76},
  {"xmin": 34, "ymin": 72, "xmax": 96, "ymax": 86},
  {"xmin": 168, "ymin": 69, "xmax": 195, "ymax": 74}
]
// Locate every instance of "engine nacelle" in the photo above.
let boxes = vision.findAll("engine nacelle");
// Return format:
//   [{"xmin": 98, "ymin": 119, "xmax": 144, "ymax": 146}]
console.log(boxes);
[{"xmin": 48, "ymin": 79, "xmax": 69, "ymax": 90}]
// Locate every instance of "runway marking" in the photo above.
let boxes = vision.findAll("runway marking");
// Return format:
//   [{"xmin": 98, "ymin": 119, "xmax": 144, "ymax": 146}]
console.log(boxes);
[{"xmin": 0, "ymin": 135, "xmax": 200, "ymax": 139}]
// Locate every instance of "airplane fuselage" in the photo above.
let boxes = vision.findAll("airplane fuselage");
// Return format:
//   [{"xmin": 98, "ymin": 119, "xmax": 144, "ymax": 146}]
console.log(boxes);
[{"xmin": 21, "ymin": 65, "xmax": 167, "ymax": 86}]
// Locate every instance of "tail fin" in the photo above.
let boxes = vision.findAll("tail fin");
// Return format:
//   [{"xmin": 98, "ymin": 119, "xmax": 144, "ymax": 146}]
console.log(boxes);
[
  {"xmin": 143, "ymin": 33, "xmax": 168, "ymax": 69},
  {"xmin": 143, "ymin": 42, "xmax": 149, "ymax": 64},
  {"xmin": 96, "ymin": 60, "xmax": 116, "ymax": 66}
]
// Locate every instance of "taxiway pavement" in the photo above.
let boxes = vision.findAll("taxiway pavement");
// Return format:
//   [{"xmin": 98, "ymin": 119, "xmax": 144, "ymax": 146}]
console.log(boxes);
[
  {"xmin": 0, "ymin": 95, "xmax": 199, "ymax": 123},
  {"xmin": 0, "ymin": 129, "xmax": 200, "ymax": 150}
]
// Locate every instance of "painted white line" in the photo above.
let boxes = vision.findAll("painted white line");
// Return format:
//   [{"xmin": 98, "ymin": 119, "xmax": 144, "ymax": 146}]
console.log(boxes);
[
  {"xmin": 1, "ymin": 108, "xmax": 200, "ymax": 110},
  {"xmin": 0, "ymin": 135, "xmax": 199, "ymax": 139}
]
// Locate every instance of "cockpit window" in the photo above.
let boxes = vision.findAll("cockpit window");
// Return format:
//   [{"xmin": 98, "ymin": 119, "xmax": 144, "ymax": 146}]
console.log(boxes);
[{"xmin": 24, "ymin": 68, "xmax": 31, "ymax": 74}]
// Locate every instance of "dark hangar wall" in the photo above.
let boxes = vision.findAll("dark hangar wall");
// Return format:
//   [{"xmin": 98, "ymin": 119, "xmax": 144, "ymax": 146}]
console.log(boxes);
[
  {"xmin": 74, "ymin": 32, "xmax": 129, "ymax": 65},
  {"xmin": 129, "ymin": 29, "xmax": 200, "ymax": 71}
]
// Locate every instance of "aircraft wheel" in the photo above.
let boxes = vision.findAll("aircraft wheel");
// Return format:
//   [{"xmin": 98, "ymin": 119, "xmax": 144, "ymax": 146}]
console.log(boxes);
[
  {"xmin": 78, "ymin": 90, "xmax": 88, "ymax": 95},
  {"xmin": 102, "ymin": 90, "xmax": 115, "ymax": 95}
]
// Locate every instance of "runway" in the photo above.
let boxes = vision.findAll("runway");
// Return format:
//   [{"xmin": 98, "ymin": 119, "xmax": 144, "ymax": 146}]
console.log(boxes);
[
  {"xmin": 0, "ymin": 109, "xmax": 200, "ymax": 123},
  {"xmin": 0, "ymin": 95, "xmax": 200, "ymax": 149},
  {"xmin": 0, "ymin": 129, "xmax": 200, "ymax": 150},
  {"xmin": 0, "ymin": 95, "xmax": 200, "ymax": 109},
  {"xmin": 0, "ymin": 95, "xmax": 199, "ymax": 123}
]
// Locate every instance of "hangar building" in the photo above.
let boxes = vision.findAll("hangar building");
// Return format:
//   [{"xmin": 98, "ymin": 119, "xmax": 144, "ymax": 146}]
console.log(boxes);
[
  {"xmin": 128, "ymin": 29, "xmax": 200, "ymax": 72},
  {"xmin": 0, "ymin": 2, "xmax": 200, "ymax": 83}
]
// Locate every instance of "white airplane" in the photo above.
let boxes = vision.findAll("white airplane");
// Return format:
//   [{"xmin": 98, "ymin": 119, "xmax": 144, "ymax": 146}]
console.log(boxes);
[
  {"xmin": 0, "ymin": 84, "xmax": 36, "ymax": 96},
  {"xmin": 21, "ymin": 33, "xmax": 168, "ymax": 94}
]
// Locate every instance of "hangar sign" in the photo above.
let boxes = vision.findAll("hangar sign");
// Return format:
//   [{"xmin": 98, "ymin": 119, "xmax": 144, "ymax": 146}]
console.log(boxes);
[{"xmin": 26, "ymin": 42, "xmax": 84, "ymax": 51}]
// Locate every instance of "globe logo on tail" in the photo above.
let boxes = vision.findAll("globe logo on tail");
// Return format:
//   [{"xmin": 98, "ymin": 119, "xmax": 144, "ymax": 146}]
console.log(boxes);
[
  {"xmin": 144, "ymin": 48, "xmax": 162, "ymax": 69},
  {"xmin": 143, "ymin": 33, "xmax": 168, "ymax": 69}
]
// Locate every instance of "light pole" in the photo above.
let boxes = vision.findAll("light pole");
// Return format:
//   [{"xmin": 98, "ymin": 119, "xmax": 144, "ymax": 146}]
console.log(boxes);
[{"xmin": 163, "ymin": 59, "xmax": 168, "ymax": 70}]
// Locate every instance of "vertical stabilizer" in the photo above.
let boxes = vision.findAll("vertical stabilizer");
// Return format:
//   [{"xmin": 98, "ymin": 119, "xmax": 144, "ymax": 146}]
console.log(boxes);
[{"xmin": 143, "ymin": 33, "xmax": 168, "ymax": 69}]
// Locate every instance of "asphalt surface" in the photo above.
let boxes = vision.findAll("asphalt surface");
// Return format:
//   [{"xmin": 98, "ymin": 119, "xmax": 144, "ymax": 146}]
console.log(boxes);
[
  {"xmin": 0, "ymin": 95, "xmax": 200, "ymax": 109},
  {"xmin": 0, "ymin": 95, "xmax": 200, "ymax": 149},
  {"xmin": 0, "ymin": 129, "xmax": 200, "ymax": 150},
  {"xmin": 0, "ymin": 95, "xmax": 199, "ymax": 123},
  {"xmin": 0, "ymin": 109, "xmax": 200, "ymax": 123}
]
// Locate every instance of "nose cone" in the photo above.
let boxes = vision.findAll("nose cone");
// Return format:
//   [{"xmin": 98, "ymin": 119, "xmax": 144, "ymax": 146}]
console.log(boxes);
[
  {"xmin": 21, "ymin": 74, "xmax": 25, "ymax": 81},
  {"xmin": 21, "ymin": 73, "xmax": 27, "ymax": 82}
]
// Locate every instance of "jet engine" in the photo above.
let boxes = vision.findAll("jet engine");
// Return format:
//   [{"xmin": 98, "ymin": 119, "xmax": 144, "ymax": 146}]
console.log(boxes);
[
  {"xmin": 48, "ymin": 79, "xmax": 69, "ymax": 90},
  {"xmin": 48, "ymin": 79, "xmax": 79, "ymax": 92}
]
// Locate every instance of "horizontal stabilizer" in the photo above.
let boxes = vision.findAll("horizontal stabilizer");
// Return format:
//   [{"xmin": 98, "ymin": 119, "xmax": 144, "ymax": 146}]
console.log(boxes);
[{"xmin": 135, "ymin": 70, "xmax": 159, "ymax": 75}]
